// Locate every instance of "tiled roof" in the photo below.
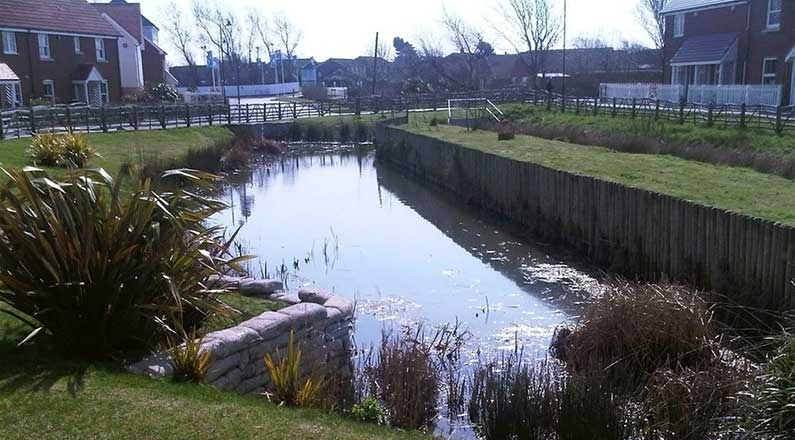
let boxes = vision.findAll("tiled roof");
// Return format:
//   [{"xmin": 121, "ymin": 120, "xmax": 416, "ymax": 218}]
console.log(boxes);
[
  {"xmin": 669, "ymin": 33, "xmax": 738, "ymax": 64},
  {"xmin": 94, "ymin": 1, "xmax": 143, "ymax": 44},
  {"xmin": 0, "ymin": 0, "xmax": 120, "ymax": 37},
  {"xmin": 0, "ymin": 62, "xmax": 19, "ymax": 81},
  {"xmin": 142, "ymin": 16, "xmax": 158, "ymax": 30},
  {"xmin": 661, "ymin": 0, "xmax": 745, "ymax": 14}
]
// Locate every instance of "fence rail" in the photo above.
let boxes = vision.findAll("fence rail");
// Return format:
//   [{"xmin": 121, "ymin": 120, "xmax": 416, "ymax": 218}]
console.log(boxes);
[
  {"xmin": 4, "ymin": 86, "xmax": 795, "ymax": 139},
  {"xmin": 601, "ymin": 82, "xmax": 784, "ymax": 107}
]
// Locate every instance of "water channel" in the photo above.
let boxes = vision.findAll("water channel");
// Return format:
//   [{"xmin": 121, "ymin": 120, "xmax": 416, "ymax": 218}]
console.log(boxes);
[{"xmin": 212, "ymin": 146, "xmax": 603, "ymax": 436}]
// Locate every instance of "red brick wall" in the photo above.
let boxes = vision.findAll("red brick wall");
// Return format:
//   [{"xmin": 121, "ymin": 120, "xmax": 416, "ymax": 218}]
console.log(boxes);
[
  {"xmin": 0, "ymin": 31, "xmax": 122, "ymax": 105},
  {"xmin": 142, "ymin": 40, "xmax": 164, "ymax": 85}
]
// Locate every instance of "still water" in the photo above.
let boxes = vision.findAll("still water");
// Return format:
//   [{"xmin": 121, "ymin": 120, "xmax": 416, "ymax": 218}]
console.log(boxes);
[{"xmin": 214, "ymin": 147, "xmax": 600, "ymax": 358}]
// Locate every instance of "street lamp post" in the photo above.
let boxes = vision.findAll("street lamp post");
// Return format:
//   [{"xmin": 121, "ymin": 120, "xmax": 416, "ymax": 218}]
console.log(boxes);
[
  {"xmin": 562, "ymin": 0, "xmax": 568, "ymax": 102},
  {"xmin": 225, "ymin": 20, "xmax": 241, "ymax": 106}
]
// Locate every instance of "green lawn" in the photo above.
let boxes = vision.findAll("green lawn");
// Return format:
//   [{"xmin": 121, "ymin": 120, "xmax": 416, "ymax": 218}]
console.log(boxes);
[
  {"xmin": 500, "ymin": 102, "xmax": 795, "ymax": 155},
  {"xmin": 402, "ymin": 123, "xmax": 795, "ymax": 226},
  {"xmin": 0, "ymin": 127, "xmax": 235, "ymax": 176}
]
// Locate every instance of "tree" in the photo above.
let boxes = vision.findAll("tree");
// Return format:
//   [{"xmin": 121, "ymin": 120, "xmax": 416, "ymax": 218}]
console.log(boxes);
[
  {"xmin": 637, "ymin": 0, "xmax": 670, "ymax": 50},
  {"xmin": 636, "ymin": 0, "xmax": 670, "ymax": 81},
  {"xmin": 192, "ymin": 0, "xmax": 245, "ymax": 87},
  {"xmin": 247, "ymin": 10, "xmax": 275, "ymax": 62},
  {"xmin": 441, "ymin": 8, "xmax": 490, "ymax": 90},
  {"xmin": 161, "ymin": 2, "xmax": 199, "ymax": 87},
  {"xmin": 494, "ymin": 0, "xmax": 561, "ymax": 88},
  {"xmin": 273, "ymin": 14, "xmax": 302, "ymax": 60}
]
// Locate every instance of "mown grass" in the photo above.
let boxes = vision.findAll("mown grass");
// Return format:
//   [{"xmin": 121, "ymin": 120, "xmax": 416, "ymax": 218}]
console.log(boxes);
[
  {"xmin": 402, "ymin": 123, "xmax": 795, "ymax": 225},
  {"xmin": 0, "ymin": 127, "xmax": 236, "ymax": 177}
]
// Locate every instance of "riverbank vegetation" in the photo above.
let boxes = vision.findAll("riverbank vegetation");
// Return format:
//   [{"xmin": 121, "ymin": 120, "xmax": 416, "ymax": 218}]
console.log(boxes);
[
  {"xmin": 497, "ymin": 103, "xmax": 795, "ymax": 179},
  {"xmin": 402, "ymin": 122, "xmax": 795, "ymax": 225}
]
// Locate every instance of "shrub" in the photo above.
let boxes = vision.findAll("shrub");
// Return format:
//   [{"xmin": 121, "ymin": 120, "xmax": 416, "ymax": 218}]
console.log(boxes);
[
  {"xmin": 350, "ymin": 396, "xmax": 386, "ymax": 425},
  {"xmin": 28, "ymin": 132, "xmax": 64, "ymax": 166},
  {"xmin": 264, "ymin": 331, "xmax": 326, "ymax": 407},
  {"xmin": 429, "ymin": 117, "xmax": 440, "ymax": 127},
  {"xmin": 60, "ymin": 132, "xmax": 96, "ymax": 168},
  {"xmin": 146, "ymin": 82, "xmax": 180, "ymax": 103},
  {"xmin": 169, "ymin": 328, "xmax": 213, "ymax": 383},
  {"xmin": 552, "ymin": 282, "xmax": 717, "ymax": 390},
  {"xmin": 497, "ymin": 124, "xmax": 516, "ymax": 141},
  {"xmin": 0, "ymin": 167, "xmax": 244, "ymax": 359}
]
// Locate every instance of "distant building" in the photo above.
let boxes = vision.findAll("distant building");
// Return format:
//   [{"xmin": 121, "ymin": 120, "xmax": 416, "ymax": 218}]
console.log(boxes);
[
  {"xmin": 0, "ymin": 0, "xmax": 122, "ymax": 107},
  {"xmin": 661, "ymin": 0, "xmax": 795, "ymax": 103}
]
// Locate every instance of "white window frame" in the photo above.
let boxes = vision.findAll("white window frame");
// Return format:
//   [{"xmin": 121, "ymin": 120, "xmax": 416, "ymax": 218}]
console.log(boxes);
[
  {"xmin": 100, "ymin": 80, "xmax": 109, "ymax": 103},
  {"xmin": 762, "ymin": 57, "xmax": 778, "ymax": 85},
  {"xmin": 2, "ymin": 31, "xmax": 16, "ymax": 55},
  {"xmin": 95, "ymin": 38, "xmax": 106, "ymax": 62},
  {"xmin": 43, "ymin": 80, "xmax": 55, "ymax": 101},
  {"xmin": 767, "ymin": 0, "xmax": 782, "ymax": 29},
  {"xmin": 674, "ymin": 14, "xmax": 685, "ymax": 37},
  {"xmin": 38, "ymin": 33, "xmax": 51, "ymax": 60},
  {"xmin": 74, "ymin": 36, "xmax": 82, "ymax": 54}
]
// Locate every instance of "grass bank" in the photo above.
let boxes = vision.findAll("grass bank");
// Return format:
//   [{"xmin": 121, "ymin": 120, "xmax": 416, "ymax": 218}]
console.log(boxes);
[
  {"xmin": 0, "ymin": 126, "xmax": 235, "ymax": 176},
  {"xmin": 402, "ymin": 123, "xmax": 795, "ymax": 225},
  {"xmin": 499, "ymin": 103, "xmax": 795, "ymax": 178}
]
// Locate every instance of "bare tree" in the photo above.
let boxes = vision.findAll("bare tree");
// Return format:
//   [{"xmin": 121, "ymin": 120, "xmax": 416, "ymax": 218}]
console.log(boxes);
[
  {"xmin": 192, "ymin": 0, "xmax": 243, "ymax": 61},
  {"xmin": 637, "ymin": 0, "xmax": 670, "ymax": 50},
  {"xmin": 246, "ymin": 10, "xmax": 275, "ymax": 62},
  {"xmin": 161, "ymin": 2, "xmax": 199, "ymax": 87},
  {"xmin": 273, "ymin": 14, "xmax": 302, "ymax": 60},
  {"xmin": 441, "ymin": 8, "xmax": 489, "ymax": 90},
  {"xmin": 494, "ymin": 0, "xmax": 561, "ymax": 88}
]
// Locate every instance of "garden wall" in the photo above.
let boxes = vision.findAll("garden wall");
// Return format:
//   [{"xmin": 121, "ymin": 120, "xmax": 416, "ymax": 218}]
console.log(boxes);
[
  {"xmin": 376, "ymin": 123, "xmax": 795, "ymax": 310},
  {"xmin": 129, "ymin": 287, "xmax": 355, "ymax": 395}
]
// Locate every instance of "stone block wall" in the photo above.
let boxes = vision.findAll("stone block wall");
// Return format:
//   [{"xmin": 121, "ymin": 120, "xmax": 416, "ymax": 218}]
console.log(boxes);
[{"xmin": 129, "ymin": 287, "xmax": 355, "ymax": 395}]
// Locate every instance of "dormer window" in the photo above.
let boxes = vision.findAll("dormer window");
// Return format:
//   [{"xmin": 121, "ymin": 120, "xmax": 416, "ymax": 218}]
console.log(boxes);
[
  {"xmin": 95, "ymin": 38, "xmax": 106, "ymax": 61},
  {"xmin": 674, "ymin": 14, "xmax": 685, "ymax": 37},
  {"xmin": 768, "ymin": 0, "xmax": 782, "ymax": 29},
  {"xmin": 38, "ymin": 34, "xmax": 51, "ymax": 60}
]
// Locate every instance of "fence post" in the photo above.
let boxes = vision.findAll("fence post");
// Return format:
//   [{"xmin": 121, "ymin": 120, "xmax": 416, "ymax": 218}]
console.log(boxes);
[
  {"xmin": 100, "ymin": 105, "xmax": 108, "ymax": 132},
  {"xmin": 132, "ymin": 105, "xmax": 139, "ymax": 130},
  {"xmin": 65, "ymin": 106, "xmax": 72, "ymax": 131},
  {"xmin": 654, "ymin": 99, "xmax": 660, "ymax": 120},
  {"xmin": 185, "ymin": 104, "xmax": 191, "ymax": 127},
  {"xmin": 532, "ymin": 90, "xmax": 538, "ymax": 106},
  {"xmin": 546, "ymin": 95, "xmax": 552, "ymax": 111},
  {"xmin": 575, "ymin": 97, "xmax": 580, "ymax": 115},
  {"xmin": 707, "ymin": 102, "xmax": 714, "ymax": 127},
  {"xmin": 355, "ymin": 98, "xmax": 361, "ymax": 116},
  {"xmin": 30, "ymin": 108, "xmax": 38, "ymax": 134},
  {"xmin": 593, "ymin": 96, "xmax": 599, "ymax": 116},
  {"xmin": 245, "ymin": 104, "xmax": 250, "ymax": 123},
  {"xmin": 631, "ymin": 98, "xmax": 637, "ymax": 118},
  {"xmin": 561, "ymin": 95, "xmax": 566, "ymax": 113},
  {"xmin": 208, "ymin": 104, "xmax": 214, "ymax": 126},
  {"xmin": 775, "ymin": 105, "xmax": 783, "ymax": 134},
  {"xmin": 226, "ymin": 103, "xmax": 232, "ymax": 125},
  {"xmin": 292, "ymin": 102, "xmax": 297, "ymax": 119},
  {"xmin": 278, "ymin": 102, "xmax": 283, "ymax": 120},
  {"xmin": 678, "ymin": 99, "xmax": 686, "ymax": 124},
  {"xmin": 159, "ymin": 105, "xmax": 166, "ymax": 129},
  {"xmin": 611, "ymin": 97, "xmax": 617, "ymax": 117},
  {"xmin": 0, "ymin": 112, "xmax": 4, "ymax": 140},
  {"xmin": 740, "ymin": 103, "xmax": 747, "ymax": 129}
]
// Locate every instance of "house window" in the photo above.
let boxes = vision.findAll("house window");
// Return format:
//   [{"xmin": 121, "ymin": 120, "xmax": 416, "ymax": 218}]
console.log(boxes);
[
  {"xmin": 674, "ymin": 14, "xmax": 685, "ymax": 37},
  {"xmin": 38, "ymin": 34, "xmax": 51, "ymax": 59},
  {"xmin": 95, "ymin": 38, "xmax": 106, "ymax": 61},
  {"xmin": 2, "ymin": 31, "xmax": 16, "ymax": 54},
  {"xmin": 672, "ymin": 66, "xmax": 688, "ymax": 85},
  {"xmin": 2, "ymin": 83, "xmax": 23, "ymax": 108},
  {"xmin": 74, "ymin": 36, "xmax": 82, "ymax": 54},
  {"xmin": 43, "ymin": 80, "xmax": 54, "ymax": 101},
  {"xmin": 767, "ymin": 0, "xmax": 782, "ymax": 29},
  {"xmin": 762, "ymin": 58, "xmax": 778, "ymax": 85},
  {"xmin": 100, "ymin": 81, "xmax": 109, "ymax": 103}
]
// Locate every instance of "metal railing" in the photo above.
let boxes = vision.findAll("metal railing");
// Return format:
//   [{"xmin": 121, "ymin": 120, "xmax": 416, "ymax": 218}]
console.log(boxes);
[{"xmin": 601, "ymin": 82, "xmax": 783, "ymax": 107}]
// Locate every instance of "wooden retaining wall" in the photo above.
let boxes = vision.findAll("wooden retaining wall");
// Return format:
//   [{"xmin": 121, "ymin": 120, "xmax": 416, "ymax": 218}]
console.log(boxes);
[{"xmin": 376, "ymin": 124, "xmax": 795, "ymax": 310}]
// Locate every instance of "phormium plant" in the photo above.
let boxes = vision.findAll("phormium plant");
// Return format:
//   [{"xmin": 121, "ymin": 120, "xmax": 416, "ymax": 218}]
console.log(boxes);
[{"xmin": 0, "ymin": 167, "xmax": 248, "ymax": 359}]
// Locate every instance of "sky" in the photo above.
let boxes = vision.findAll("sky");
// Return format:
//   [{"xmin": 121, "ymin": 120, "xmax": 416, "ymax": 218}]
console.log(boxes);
[{"xmin": 137, "ymin": 0, "xmax": 653, "ymax": 65}]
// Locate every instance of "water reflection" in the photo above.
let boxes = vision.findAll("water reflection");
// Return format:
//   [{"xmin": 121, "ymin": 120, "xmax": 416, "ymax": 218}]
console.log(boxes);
[{"xmin": 213, "ymin": 149, "xmax": 601, "ymax": 361}]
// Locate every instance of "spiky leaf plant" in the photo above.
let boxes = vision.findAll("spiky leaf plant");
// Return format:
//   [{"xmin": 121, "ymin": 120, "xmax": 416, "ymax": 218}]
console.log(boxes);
[
  {"xmin": 168, "ymin": 327, "xmax": 214, "ymax": 383},
  {"xmin": 264, "ymin": 331, "xmax": 326, "ymax": 407},
  {"xmin": 0, "ymin": 166, "xmax": 249, "ymax": 359}
]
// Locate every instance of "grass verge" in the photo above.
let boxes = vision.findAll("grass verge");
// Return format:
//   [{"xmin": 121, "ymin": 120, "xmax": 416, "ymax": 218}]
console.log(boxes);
[{"xmin": 401, "ymin": 123, "xmax": 795, "ymax": 225}]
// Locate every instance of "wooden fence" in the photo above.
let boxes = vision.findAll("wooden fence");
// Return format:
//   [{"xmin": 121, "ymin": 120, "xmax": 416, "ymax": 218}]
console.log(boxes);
[
  {"xmin": 0, "ymin": 88, "xmax": 533, "ymax": 140},
  {"xmin": 376, "ymin": 122, "xmax": 795, "ymax": 311}
]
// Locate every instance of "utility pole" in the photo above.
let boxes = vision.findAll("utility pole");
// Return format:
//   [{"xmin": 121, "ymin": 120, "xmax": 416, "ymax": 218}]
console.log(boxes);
[
  {"xmin": 562, "ymin": 0, "xmax": 568, "ymax": 99},
  {"xmin": 371, "ymin": 32, "xmax": 379, "ymax": 96},
  {"xmin": 219, "ymin": 23, "xmax": 226, "ymax": 102}
]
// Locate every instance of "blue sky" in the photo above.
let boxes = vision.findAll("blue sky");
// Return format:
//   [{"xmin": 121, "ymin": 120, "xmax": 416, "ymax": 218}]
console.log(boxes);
[{"xmin": 139, "ymin": 0, "xmax": 652, "ymax": 63}]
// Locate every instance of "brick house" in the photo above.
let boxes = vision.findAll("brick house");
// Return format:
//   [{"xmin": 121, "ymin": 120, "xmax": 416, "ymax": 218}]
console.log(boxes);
[
  {"xmin": 662, "ymin": 0, "xmax": 795, "ymax": 104},
  {"xmin": 93, "ymin": 1, "xmax": 170, "ymax": 95},
  {"xmin": 0, "ymin": 0, "xmax": 123, "ymax": 108}
]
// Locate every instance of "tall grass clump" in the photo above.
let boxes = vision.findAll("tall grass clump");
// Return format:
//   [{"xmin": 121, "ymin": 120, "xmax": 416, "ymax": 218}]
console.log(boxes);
[
  {"xmin": 168, "ymin": 328, "xmax": 213, "ymax": 383},
  {"xmin": 27, "ymin": 132, "xmax": 96, "ymax": 168},
  {"xmin": 59, "ymin": 132, "xmax": 96, "ymax": 168},
  {"xmin": 749, "ymin": 331, "xmax": 795, "ymax": 438},
  {"xmin": 552, "ymin": 282, "xmax": 717, "ymax": 390},
  {"xmin": 0, "ymin": 167, "xmax": 247, "ymax": 359},
  {"xmin": 28, "ymin": 132, "xmax": 64, "ymax": 166},
  {"xmin": 264, "ymin": 331, "xmax": 326, "ymax": 407}
]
